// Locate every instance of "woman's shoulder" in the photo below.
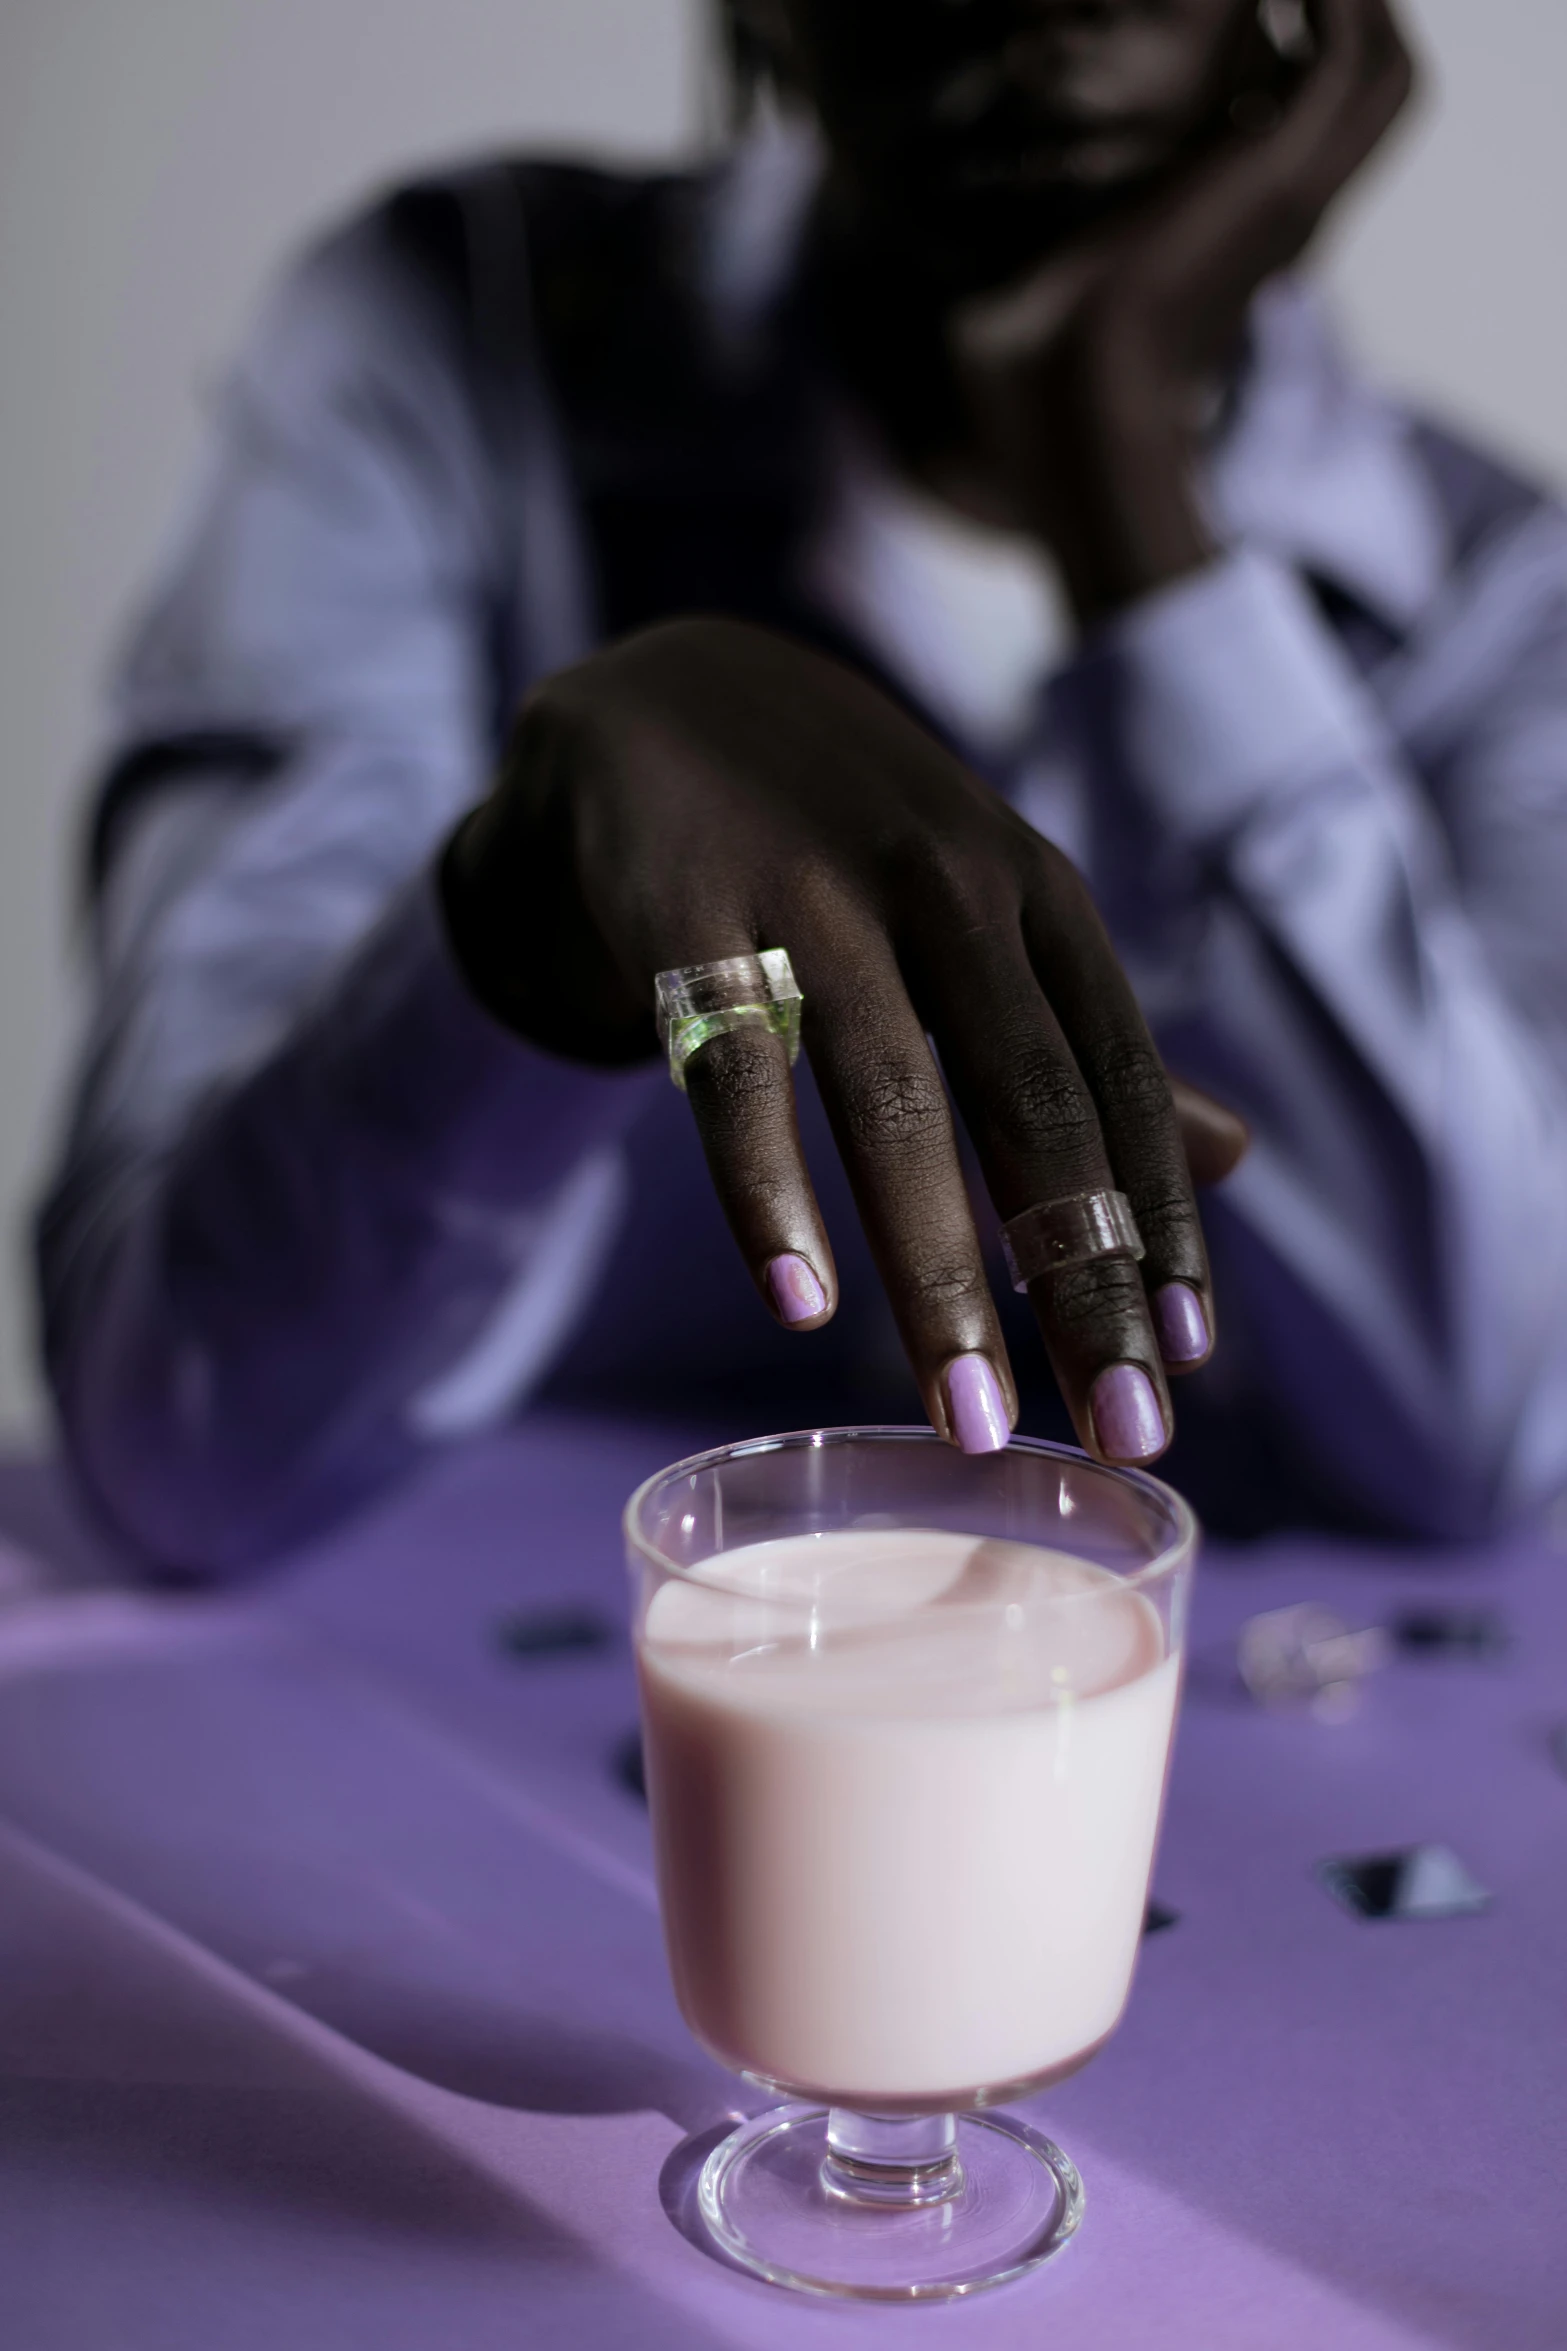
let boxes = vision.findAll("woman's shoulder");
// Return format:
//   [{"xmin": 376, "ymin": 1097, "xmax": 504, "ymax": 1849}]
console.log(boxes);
[
  {"xmin": 362, "ymin": 150, "xmax": 708, "ymax": 326},
  {"xmin": 241, "ymin": 152, "xmax": 709, "ymax": 403}
]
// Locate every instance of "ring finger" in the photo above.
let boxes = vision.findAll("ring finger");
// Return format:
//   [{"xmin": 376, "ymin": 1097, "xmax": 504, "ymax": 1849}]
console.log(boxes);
[{"xmin": 917, "ymin": 913, "xmax": 1176, "ymax": 1466}]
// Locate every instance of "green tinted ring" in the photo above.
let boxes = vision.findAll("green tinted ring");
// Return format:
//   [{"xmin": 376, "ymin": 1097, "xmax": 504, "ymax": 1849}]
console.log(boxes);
[{"xmin": 654, "ymin": 950, "xmax": 804, "ymax": 1091}]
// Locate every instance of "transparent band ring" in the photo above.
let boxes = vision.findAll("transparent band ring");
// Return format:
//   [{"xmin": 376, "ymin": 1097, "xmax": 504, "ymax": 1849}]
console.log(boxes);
[
  {"xmin": 654, "ymin": 950, "xmax": 804, "ymax": 1092},
  {"xmin": 1000, "ymin": 1190, "xmax": 1145, "ymax": 1293}
]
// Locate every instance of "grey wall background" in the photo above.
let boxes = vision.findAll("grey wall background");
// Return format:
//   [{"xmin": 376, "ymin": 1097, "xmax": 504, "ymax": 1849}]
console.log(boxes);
[{"xmin": 0, "ymin": 0, "xmax": 1561, "ymax": 1438}]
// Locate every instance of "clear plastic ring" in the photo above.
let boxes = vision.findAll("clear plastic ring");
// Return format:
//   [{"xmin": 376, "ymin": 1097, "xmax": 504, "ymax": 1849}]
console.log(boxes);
[
  {"xmin": 654, "ymin": 950, "xmax": 803, "ymax": 1092},
  {"xmin": 1000, "ymin": 1189, "xmax": 1145, "ymax": 1292}
]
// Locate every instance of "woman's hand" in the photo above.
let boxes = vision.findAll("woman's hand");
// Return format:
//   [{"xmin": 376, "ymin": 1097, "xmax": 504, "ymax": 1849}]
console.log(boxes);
[
  {"xmin": 442, "ymin": 617, "xmax": 1243, "ymax": 1462},
  {"xmin": 952, "ymin": 0, "xmax": 1415, "ymax": 620}
]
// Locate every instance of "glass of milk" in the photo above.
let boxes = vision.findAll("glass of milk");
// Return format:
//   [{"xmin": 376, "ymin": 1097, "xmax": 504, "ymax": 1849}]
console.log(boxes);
[{"xmin": 627, "ymin": 1425, "xmax": 1196, "ymax": 2301}]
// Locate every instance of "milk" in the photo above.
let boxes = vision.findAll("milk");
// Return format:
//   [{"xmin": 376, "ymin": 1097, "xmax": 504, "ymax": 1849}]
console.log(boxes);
[{"xmin": 638, "ymin": 1528, "xmax": 1180, "ymax": 2107}]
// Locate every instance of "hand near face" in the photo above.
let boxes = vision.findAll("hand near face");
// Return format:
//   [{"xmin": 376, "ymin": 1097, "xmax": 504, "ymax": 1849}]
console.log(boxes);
[{"xmin": 950, "ymin": 0, "xmax": 1415, "ymax": 617}]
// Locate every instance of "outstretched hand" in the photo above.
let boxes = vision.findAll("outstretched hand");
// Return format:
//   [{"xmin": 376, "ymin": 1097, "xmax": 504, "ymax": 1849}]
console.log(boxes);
[{"xmin": 443, "ymin": 619, "xmax": 1245, "ymax": 1466}]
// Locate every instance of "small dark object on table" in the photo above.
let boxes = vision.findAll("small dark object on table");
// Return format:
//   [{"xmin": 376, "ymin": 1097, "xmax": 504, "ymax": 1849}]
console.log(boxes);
[
  {"xmin": 1389, "ymin": 1606, "xmax": 1507, "ymax": 1659},
  {"xmin": 494, "ymin": 1604, "xmax": 615, "ymax": 1658},
  {"xmin": 1317, "ymin": 1844, "xmax": 1491, "ymax": 1921},
  {"xmin": 614, "ymin": 1728, "xmax": 646, "ymax": 1801}
]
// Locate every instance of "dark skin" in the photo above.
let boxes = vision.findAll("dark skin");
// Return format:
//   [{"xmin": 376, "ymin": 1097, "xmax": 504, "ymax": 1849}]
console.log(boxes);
[{"xmin": 442, "ymin": 0, "xmax": 1414, "ymax": 1462}]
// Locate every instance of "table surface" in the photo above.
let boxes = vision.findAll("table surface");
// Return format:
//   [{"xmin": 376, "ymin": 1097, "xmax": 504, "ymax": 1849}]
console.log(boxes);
[{"xmin": 0, "ymin": 1411, "xmax": 1562, "ymax": 2351}]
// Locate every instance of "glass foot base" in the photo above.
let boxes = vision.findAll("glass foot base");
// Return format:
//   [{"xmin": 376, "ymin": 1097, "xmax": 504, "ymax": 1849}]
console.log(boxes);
[{"xmin": 696, "ymin": 2104, "xmax": 1084, "ymax": 2301}]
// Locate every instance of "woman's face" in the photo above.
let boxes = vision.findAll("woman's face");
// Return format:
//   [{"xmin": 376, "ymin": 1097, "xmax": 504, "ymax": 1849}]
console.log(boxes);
[{"xmin": 771, "ymin": 0, "xmax": 1270, "ymax": 288}]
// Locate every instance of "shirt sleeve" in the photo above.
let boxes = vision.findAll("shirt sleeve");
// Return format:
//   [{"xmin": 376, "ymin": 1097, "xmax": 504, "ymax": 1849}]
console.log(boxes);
[
  {"xmin": 1052, "ymin": 540, "xmax": 1567, "ymax": 1535},
  {"xmin": 35, "ymin": 211, "xmax": 655, "ymax": 1577}
]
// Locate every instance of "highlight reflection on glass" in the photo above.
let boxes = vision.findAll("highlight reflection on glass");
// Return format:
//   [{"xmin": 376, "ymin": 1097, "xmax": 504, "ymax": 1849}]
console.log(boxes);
[{"xmin": 626, "ymin": 1427, "xmax": 1196, "ymax": 2300}]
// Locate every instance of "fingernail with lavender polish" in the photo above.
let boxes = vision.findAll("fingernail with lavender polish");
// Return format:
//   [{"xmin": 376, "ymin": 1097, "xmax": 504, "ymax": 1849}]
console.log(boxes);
[
  {"xmin": 765, "ymin": 1253, "xmax": 827, "ymax": 1326},
  {"xmin": 1154, "ymin": 1282, "xmax": 1211, "ymax": 1366},
  {"xmin": 944, "ymin": 1354, "xmax": 1010, "ymax": 1456},
  {"xmin": 1090, "ymin": 1364, "xmax": 1167, "ymax": 1463}
]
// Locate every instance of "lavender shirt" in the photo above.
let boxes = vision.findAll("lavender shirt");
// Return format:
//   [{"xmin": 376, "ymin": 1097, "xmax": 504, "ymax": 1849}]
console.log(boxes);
[{"xmin": 37, "ymin": 137, "xmax": 1567, "ymax": 1570}]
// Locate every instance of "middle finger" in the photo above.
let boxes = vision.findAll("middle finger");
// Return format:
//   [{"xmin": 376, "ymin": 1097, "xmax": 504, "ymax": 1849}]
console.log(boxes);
[
  {"xmin": 913, "ymin": 905, "xmax": 1177, "ymax": 1466},
  {"xmin": 799, "ymin": 919, "xmax": 1020, "ymax": 1456}
]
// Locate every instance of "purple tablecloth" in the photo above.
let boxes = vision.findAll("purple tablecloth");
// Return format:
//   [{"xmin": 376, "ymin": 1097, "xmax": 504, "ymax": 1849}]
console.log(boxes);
[{"xmin": 0, "ymin": 1412, "xmax": 1562, "ymax": 2348}]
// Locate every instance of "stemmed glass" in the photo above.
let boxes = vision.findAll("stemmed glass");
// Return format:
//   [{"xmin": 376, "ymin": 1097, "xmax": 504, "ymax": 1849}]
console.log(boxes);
[{"xmin": 625, "ymin": 1426, "xmax": 1196, "ymax": 2301}]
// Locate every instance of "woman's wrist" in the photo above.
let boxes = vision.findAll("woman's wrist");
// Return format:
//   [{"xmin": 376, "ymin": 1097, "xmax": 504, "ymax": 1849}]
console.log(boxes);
[
  {"xmin": 960, "ymin": 299, "xmax": 1216, "ymax": 625},
  {"xmin": 1043, "ymin": 406, "xmax": 1215, "ymax": 626}
]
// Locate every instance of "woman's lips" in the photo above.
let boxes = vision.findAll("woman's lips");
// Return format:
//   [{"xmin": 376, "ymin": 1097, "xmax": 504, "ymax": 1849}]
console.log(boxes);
[
  {"xmin": 943, "ymin": 119, "xmax": 1172, "ymax": 193},
  {"xmin": 917, "ymin": 16, "xmax": 1198, "ymax": 185}
]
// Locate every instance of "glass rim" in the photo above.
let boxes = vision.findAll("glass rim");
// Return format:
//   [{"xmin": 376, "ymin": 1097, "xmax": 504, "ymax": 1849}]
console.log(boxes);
[{"xmin": 623, "ymin": 1424, "xmax": 1199, "ymax": 1598}]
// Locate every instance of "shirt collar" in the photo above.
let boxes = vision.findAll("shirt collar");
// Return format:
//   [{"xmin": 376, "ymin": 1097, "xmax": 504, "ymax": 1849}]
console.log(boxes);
[
  {"xmin": 693, "ymin": 109, "xmax": 825, "ymax": 358},
  {"xmin": 1207, "ymin": 277, "xmax": 1448, "ymax": 635}
]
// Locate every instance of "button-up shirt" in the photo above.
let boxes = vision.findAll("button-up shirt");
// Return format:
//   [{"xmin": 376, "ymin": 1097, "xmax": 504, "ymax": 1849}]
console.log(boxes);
[{"xmin": 37, "ymin": 132, "xmax": 1567, "ymax": 1569}]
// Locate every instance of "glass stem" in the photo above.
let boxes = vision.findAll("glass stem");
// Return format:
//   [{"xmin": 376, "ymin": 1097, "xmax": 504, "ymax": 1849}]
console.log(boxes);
[{"xmin": 821, "ymin": 2110, "xmax": 965, "ymax": 2207}]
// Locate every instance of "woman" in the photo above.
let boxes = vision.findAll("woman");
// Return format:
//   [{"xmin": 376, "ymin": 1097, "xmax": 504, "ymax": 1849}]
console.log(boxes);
[{"xmin": 39, "ymin": 0, "xmax": 1567, "ymax": 1568}]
